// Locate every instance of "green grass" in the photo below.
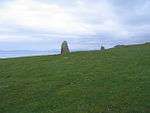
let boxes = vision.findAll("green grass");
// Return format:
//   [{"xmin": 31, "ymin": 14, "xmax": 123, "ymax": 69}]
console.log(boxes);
[{"xmin": 0, "ymin": 43, "xmax": 150, "ymax": 113}]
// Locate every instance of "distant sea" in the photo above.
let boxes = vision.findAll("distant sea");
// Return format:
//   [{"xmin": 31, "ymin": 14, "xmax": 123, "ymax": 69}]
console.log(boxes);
[
  {"xmin": 0, "ymin": 50, "xmax": 60, "ymax": 58},
  {"xmin": 0, "ymin": 48, "xmax": 100, "ymax": 58}
]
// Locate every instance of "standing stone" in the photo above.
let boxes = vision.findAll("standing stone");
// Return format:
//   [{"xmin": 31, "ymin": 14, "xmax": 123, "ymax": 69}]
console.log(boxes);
[
  {"xmin": 61, "ymin": 41, "xmax": 70, "ymax": 55},
  {"xmin": 101, "ymin": 46, "xmax": 105, "ymax": 51}
]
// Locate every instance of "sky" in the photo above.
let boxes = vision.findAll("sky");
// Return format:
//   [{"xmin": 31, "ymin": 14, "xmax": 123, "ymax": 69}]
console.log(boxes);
[{"xmin": 0, "ymin": 0, "xmax": 150, "ymax": 51}]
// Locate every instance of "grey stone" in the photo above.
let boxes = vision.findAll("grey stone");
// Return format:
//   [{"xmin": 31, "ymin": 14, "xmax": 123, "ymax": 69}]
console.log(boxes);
[
  {"xmin": 101, "ymin": 46, "xmax": 105, "ymax": 51},
  {"xmin": 61, "ymin": 41, "xmax": 70, "ymax": 55}
]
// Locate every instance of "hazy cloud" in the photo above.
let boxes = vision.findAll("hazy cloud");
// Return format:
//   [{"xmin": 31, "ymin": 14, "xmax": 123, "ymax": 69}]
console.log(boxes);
[{"xmin": 0, "ymin": 0, "xmax": 150, "ymax": 50}]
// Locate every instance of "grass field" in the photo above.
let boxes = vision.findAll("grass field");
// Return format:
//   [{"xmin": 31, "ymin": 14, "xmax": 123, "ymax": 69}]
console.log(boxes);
[{"xmin": 0, "ymin": 43, "xmax": 150, "ymax": 113}]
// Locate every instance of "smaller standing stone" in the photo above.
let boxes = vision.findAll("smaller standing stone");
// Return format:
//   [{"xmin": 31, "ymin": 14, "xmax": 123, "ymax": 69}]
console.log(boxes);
[
  {"xmin": 61, "ymin": 41, "xmax": 70, "ymax": 55},
  {"xmin": 101, "ymin": 46, "xmax": 105, "ymax": 51}
]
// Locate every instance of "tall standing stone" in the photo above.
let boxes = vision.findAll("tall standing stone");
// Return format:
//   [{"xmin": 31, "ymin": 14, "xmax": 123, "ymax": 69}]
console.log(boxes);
[
  {"xmin": 61, "ymin": 41, "xmax": 70, "ymax": 55},
  {"xmin": 101, "ymin": 46, "xmax": 105, "ymax": 51}
]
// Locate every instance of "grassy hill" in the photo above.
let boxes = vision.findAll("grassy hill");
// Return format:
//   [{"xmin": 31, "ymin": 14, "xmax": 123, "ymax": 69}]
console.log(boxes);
[{"xmin": 0, "ymin": 43, "xmax": 150, "ymax": 113}]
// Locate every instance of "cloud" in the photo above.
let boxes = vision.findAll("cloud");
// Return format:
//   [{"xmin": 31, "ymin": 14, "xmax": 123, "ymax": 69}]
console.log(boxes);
[
  {"xmin": 0, "ymin": 0, "xmax": 150, "ymax": 50},
  {"xmin": 0, "ymin": 0, "xmax": 133, "ymax": 39},
  {"xmin": 0, "ymin": 0, "xmax": 94, "ymax": 36}
]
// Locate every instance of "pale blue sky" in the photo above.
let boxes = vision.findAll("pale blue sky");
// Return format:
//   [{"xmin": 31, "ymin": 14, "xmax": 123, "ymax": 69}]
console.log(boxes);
[{"xmin": 0, "ymin": 0, "xmax": 150, "ymax": 51}]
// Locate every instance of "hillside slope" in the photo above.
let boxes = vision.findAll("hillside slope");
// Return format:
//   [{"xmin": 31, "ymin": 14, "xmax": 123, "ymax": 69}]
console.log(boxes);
[{"xmin": 0, "ymin": 43, "xmax": 150, "ymax": 113}]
